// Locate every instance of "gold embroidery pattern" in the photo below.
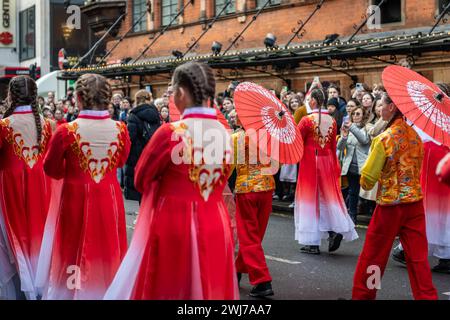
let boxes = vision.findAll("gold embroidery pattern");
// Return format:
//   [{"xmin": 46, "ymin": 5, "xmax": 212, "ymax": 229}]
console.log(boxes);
[
  {"xmin": 232, "ymin": 129, "xmax": 275, "ymax": 194},
  {"xmin": 311, "ymin": 116, "xmax": 334, "ymax": 148},
  {"xmin": 171, "ymin": 122, "xmax": 230, "ymax": 201},
  {"xmin": 0, "ymin": 118, "xmax": 51, "ymax": 168},
  {"xmin": 377, "ymin": 118, "xmax": 424, "ymax": 205},
  {"xmin": 67, "ymin": 121, "xmax": 126, "ymax": 183}
]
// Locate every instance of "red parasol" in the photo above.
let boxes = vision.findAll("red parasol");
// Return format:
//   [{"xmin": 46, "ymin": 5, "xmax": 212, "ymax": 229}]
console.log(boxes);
[
  {"xmin": 168, "ymin": 96, "xmax": 181, "ymax": 122},
  {"xmin": 234, "ymin": 82, "xmax": 304, "ymax": 164},
  {"xmin": 382, "ymin": 65, "xmax": 450, "ymax": 147},
  {"xmin": 168, "ymin": 96, "xmax": 230, "ymax": 129}
]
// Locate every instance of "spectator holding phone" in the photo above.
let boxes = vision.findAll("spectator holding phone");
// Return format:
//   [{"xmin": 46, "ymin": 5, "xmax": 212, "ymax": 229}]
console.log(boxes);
[
  {"xmin": 352, "ymin": 83, "xmax": 370, "ymax": 103},
  {"xmin": 337, "ymin": 106, "xmax": 372, "ymax": 224}
]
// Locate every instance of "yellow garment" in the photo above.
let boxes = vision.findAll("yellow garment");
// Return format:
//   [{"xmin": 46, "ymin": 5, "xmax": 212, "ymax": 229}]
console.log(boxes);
[
  {"xmin": 360, "ymin": 117, "xmax": 423, "ymax": 205},
  {"xmin": 294, "ymin": 106, "xmax": 308, "ymax": 125},
  {"xmin": 232, "ymin": 129, "xmax": 275, "ymax": 194}
]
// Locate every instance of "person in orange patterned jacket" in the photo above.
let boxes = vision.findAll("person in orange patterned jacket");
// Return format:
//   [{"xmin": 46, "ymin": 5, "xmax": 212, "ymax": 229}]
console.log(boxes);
[
  {"xmin": 232, "ymin": 111, "xmax": 276, "ymax": 298},
  {"xmin": 352, "ymin": 92, "xmax": 437, "ymax": 300}
]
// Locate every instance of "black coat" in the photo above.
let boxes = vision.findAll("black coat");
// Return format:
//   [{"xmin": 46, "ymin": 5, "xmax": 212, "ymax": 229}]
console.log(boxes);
[{"xmin": 124, "ymin": 103, "xmax": 161, "ymax": 201}]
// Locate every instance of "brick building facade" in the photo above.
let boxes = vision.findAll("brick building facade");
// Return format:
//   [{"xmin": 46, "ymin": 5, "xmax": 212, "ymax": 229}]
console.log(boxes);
[{"xmin": 65, "ymin": 0, "xmax": 450, "ymax": 99}]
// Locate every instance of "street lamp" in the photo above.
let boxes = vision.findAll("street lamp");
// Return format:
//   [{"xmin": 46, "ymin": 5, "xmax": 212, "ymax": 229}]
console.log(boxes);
[
  {"xmin": 211, "ymin": 41, "xmax": 222, "ymax": 55},
  {"xmin": 264, "ymin": 33, "xmax": 277, "ymax": 49}
]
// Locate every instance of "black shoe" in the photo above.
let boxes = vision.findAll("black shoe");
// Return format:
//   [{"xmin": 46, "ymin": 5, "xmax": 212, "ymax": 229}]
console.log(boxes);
[
  {"xmin": 432, "ymin": 259, "xmax": 450, "ymax": 274},
  {"xmin": 237, "ymin": 272, "xmax": 242, "ymax": 286},
  {"xmin": 249, "ymin": 282, "xmax": 274, "ymax": 298},
  {"xmin": 300, "ymin": 245, "xmax": 321, "ymax": 255},
  {"xmin": 392, "ymin": 247, "xmax": 406, "ymax": 265},
  {"xmin": 328, "ymin": 232, "xmax": 343, "ymax": 253}
]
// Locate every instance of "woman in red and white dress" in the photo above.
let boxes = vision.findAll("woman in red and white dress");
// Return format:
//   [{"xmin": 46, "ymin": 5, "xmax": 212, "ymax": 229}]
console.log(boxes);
[
  {"xmin": 105, "ymin": 62, "xmax": 238, "ymax": 300},
  {"xmin": 0, "ymin": 76, "xmax": 52, "ymax": 299},
  {"xmin": 294, "ymin": 89, "xmax": 358, "ymax": 255},
  {"xmin": 392, "ymin": 82, "xmax": 450, "ymax": 274},
  {"xmin": 36, "ymin": 74, "xmax": 130, "ymax": 300}
]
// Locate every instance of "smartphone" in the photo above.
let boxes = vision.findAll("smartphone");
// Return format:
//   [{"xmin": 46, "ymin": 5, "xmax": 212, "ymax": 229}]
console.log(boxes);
[
  {"xmin": 230, "ymin": 81, "xmax": 240, "ymax": 90},
  {"xmin": 355, "ymin": 83, "xmax": 364, "ymax": 91},
  {"xmin": 343, "ymin": 115, "xmax": 350, "ymax": 124},
  {"xmin": 282, "ymin": 86, "xmax": 289, "ymax": 92}
]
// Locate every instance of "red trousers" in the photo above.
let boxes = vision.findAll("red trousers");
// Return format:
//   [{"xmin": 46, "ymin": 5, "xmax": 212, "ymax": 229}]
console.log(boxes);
[
  {"xmin": 352, "ymin": 200, "xmax": 437, "ymax": 300},
  {"xmin": 235, "ymin": 191, "xmax": 273, "ymax": 286}
]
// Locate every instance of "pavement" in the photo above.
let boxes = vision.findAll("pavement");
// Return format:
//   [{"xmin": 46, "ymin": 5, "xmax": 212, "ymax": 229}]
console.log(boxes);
[{"xmin": 124, "ymin": 199, "xmax": 450, "ymax": 300}]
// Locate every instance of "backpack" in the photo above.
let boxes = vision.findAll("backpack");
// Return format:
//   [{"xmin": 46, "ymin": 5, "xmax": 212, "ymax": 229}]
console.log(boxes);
[{"xmin": 131, "ymin": 113, "xmax": 153, "ymax": 146}]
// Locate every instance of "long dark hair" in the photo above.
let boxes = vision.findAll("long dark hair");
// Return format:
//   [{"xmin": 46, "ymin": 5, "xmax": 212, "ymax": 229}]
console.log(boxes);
[{"xmin": 4, "ymin": 76, "xmax": 43, "ymax": 150}]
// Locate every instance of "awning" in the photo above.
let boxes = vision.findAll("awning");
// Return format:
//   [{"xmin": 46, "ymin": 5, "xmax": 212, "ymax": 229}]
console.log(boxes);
[{"xmin": 59, "ymin": 30, "xmax": 450, "ymax": 80}]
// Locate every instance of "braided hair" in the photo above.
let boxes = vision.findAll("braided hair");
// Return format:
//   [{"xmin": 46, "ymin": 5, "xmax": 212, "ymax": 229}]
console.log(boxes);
[
  {"xmin": 310, "ymin": 88, "xmax": 327, "ymax": 125},
  {"xmin": 75, "ymin": 74, "xmax": 112, "ymax": 110},
  {"xmin": 4, "ymin": 76, "xmax": 43, "ymax": 150},
  {"xmin": 172, "ymin": 62, "xmax": 216, "ymax": 107}
]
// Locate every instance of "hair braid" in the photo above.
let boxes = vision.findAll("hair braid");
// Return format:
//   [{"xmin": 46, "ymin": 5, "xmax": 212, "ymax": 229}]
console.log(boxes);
[
  {"xmin": 200, "ymin": 63, "xmax": 216, "ymax": 106},
  {"xmin": 3, "ymin": 76, "xmax": 42, "ymax": 148},
  {"xmin": 172, "ymin": 62, "xmax": 216, "ymax": 107},
  {"xmin": 76, "ymin": 74, "xmax": 112, "ymax": 110},
  {"xmin": 29, "ymin": 84, "xmax": 43, "ymax": 150},
  {"xmin": 185, "ymin": 67, "xmax": 204, "ymax": 106}
]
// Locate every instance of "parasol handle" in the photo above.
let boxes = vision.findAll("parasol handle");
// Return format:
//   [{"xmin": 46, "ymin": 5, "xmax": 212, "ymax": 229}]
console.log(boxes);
[
  {"xmin": 277, "ymin": 110, "xmax": 286, "ymax": 119},
  {"xmin": 435, "ymin": 93, "xmax": 444, "ymax": 103}
]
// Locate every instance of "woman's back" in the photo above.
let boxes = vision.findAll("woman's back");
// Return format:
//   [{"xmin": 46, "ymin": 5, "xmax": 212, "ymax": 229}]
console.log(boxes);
[
  {"xmin": 0, "ymin": 111, "xmax": 51, "ymax": 171},
  {"xmin": 299, "ymin": 111, "xmax": 337, "ymax": 153},
  {"xmin": 44, "ymin": 111, "xmax": 130, "ymax": 185}
]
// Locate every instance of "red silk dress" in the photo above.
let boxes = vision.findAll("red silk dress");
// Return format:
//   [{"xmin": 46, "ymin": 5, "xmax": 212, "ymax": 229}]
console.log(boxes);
[
  {"xmin": 294, "ymin": 110, "xmax": 358, "ymax": 246},
  {"xmin": 437, "ymin": 152, "xmax": 450, "ymax": 186},
  {"xmin": 105, "ymin": 107, "xmax": 239, "ymax": 300},
  {"xmin": 37, "ymin": 110, "xmax": 130, "ymax": 300},
  {"xmin": 0, "ymin": 106, "xmax": 52, "ymax": 299},
  {"xmin": 419, "ymin": 139, "xmax": 450, "ymax": 259}
]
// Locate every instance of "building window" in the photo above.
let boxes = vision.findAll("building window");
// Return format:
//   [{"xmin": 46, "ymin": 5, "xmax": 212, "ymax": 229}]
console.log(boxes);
[
  {"xmin": 133, "ymin": 0, "xmax": 148, "ymax": 32},
  {"xmin": 256, "ymin": 0, "xmax": 281, "ymax": 9},
  {"xmin": 161, "ymin": 0, "xmax": 178, "ymax": 26},
  {"xmin": 215, "ymin": 0, "xmax": 236, "ymax": 16},
  {"xmin": 372, "ymin": 0, "xmax": 402, "ymax": 24},
  {"xmin": 19, "ymin": 6, "xmax": 36, "ymax": 61},
  {"xmin": 438, "ymin": 0, "xmax": 450, "ymax": 14}
]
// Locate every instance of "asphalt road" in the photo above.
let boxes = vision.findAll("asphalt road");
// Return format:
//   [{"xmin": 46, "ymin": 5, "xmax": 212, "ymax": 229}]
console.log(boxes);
[{"xmin": 124, "ymin": 199, "xmax": 450, "ymax": 300}]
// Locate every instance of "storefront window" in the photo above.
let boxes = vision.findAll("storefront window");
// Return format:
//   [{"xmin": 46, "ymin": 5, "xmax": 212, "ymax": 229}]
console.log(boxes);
[{"xmin": 19, "ymin": 6, "xmax": 36, "ymax": 61}]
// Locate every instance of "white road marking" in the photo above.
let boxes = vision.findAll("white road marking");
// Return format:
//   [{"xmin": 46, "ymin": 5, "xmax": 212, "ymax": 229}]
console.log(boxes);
[
  {"xmin": 271, "ymin": 213, "xmax": 292, "ymax": 218},
  {"xmin": 265, "ymin": 255, "xmax": 302, "ymax": 265}
]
